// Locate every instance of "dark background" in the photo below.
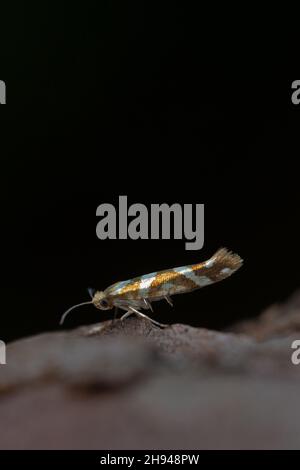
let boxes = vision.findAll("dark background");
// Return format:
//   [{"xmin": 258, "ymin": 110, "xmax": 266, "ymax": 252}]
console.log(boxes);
[{"xmin": 0, "ymin": 4, "xmax": 299, "ymax": 342}]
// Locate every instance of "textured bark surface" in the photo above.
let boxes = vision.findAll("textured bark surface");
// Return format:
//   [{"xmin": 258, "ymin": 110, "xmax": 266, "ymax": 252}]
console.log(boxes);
[{"xmin": 1, "ymin": 292, "xmax": 300, "ymax": 449}]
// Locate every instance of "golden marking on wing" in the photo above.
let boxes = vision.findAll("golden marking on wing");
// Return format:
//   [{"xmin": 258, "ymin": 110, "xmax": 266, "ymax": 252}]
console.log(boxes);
[
  {"xmin": 113, "ymin": 278, "xmax": 143, "ymax": 300},
  {"xmin": 150, "ymin": 270, "xmax": 178, "ymax": 288},
  {"xmin": 148, "ymin": 270, "xmax": 198, "ymax": 298}
]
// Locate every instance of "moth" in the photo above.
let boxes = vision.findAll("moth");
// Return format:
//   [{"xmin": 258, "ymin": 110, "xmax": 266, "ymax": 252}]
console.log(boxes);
[{"xmin": 60, "ymin": 248, "xmax": 243, "ymax": 327}]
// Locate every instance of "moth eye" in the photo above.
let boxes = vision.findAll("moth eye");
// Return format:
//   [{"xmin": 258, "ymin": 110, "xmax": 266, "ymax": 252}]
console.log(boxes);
[{"xmin": 100, "ymin": 299, "xmax": 109, "ymax": 309}]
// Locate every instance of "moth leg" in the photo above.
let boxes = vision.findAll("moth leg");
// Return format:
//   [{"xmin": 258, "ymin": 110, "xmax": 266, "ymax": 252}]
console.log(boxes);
[
  {"xmin": 112, "ymin": 306, "xmax": 119, "ymax": 324},
  {"xmin": 165, "ymin": 295, "xmax": 173, "ymax": 307},
  {"xmin": 120, "ymin": 310, "xmax": 134, "ymax": 321},
  {"xmin": 143, "ymin": 298, "xmax": 153, "ymax": 312},
  {"xmin": 129, "ymin": 307, "xmax": 167, "ymax": 328}
]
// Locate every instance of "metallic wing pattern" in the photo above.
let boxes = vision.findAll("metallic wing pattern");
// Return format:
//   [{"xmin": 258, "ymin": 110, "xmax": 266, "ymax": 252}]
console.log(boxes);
[
  {"xmin": 105, "ymin": 247, "xmax": 242, "ymax": 304},
  {"xmin": 60, "ymin": 248, "xmax": 243, "ymax": 328}
]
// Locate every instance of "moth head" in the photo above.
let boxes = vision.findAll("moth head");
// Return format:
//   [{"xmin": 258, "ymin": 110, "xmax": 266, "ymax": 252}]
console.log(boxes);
[
  {"xmin": 92, "ymin": 291, "xmax": 113, "ymax": 311},
  {"xmin": 59, "ymin": 288, "xmax": 113, "ymax": 325}
]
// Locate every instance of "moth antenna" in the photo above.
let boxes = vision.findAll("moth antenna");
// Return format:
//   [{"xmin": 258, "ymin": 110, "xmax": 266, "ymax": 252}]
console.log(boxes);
[
  {"xmin": 87, "ymin": 287, "xmax": 95, "ymax": 299},
  {"xmin": 59, "ymin": 301, "xmax": 93, "ymax": 325}
]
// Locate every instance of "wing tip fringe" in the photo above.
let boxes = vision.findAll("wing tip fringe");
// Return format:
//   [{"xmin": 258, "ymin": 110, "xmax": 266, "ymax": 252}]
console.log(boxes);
[{"xmin": 211, "ymin": 247, "xmax": 243, "ymax": 271}]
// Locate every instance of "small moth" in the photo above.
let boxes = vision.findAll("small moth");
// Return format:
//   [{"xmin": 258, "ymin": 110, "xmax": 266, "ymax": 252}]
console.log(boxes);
[{"xmin": 60, "ymin": 248, "xmax": 243, "ymax": 327}]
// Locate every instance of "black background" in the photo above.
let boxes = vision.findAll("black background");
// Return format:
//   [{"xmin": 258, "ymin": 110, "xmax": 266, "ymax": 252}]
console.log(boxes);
[{"xmin": 0, "ymin": 4, "xmax": 299, "ymax": 342}]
